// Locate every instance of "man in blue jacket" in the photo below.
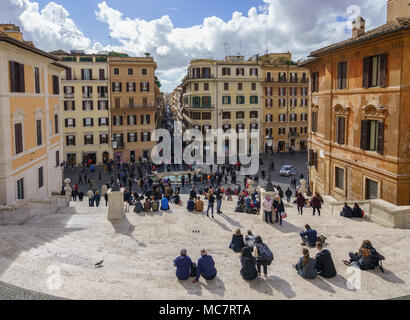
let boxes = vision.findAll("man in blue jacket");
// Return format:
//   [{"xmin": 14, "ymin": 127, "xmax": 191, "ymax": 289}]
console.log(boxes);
[
  {"xmin": 173, "ymin": 249, "xmax": 193, "ymax": 281},
  {"xmin": 192, "ymin": 249, "xmax": 217, "ymax": 283},
  {"xmin": 300, "ymin": 224, "xmax": 318, "ymax": 247}
]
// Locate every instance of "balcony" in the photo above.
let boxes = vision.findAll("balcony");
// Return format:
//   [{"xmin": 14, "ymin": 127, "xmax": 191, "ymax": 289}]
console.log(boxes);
[
  {"xmin": 119, "ymin": 104, "xmax": 155, "ymax": 110},
  {"xmin": 264, "ymin": 78, "xmax": 288, "ymax": 83}
]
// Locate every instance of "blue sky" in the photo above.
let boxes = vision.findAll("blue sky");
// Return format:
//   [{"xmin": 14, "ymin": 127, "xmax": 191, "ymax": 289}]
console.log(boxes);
[{"xmin": 32, "ymin": 0, "xmax": 267, "ymax": 47}]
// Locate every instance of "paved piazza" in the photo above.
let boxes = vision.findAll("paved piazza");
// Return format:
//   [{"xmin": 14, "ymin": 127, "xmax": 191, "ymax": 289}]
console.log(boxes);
[{"xmin": 0, "ymin": 194, "xmax": 409, "ymax": 300}]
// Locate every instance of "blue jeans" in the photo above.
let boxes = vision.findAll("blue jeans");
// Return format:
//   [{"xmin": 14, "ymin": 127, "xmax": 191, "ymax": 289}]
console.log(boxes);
[
  {"xmin": 264, "ymin": 211, "xmax": 273, "ymax": 224},
  {"xmin": 217, "ymin": 199, "xmax": 222, "ymax": 212},
  {"xmin": 275, "ymin": 211, "xmax": 282, "ymax": 225},
  {"xmin": 207, "ymin": 203, "xmax": 214, "ymax": 216}
]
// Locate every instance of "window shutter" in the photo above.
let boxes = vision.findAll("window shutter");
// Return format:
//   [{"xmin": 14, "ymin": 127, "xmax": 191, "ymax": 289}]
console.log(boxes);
[
  {"xmin": 377, "ymin": 122, "xmax": 384, "ymax": 155},
  {"xmin": 379, "ymin": 54, "xmax": 387, "ymax": 88},
  {"xmin": 91, "ymin": 118, "xmax": 94, "ymax": 126},
  {"xmin": 363, "ymin": 57, "xmax": 370, "ymax": 88},
  {"xmin": 72, "ymin": 101, "xmax": 75, "ymax": 111},
  {"xmin": 308, "ymin": 149, "xmax": 313, "ymax": 165},
  {"xmin": 66, "ymin": 68, "xmax": 72, "ymax": 80},
  {"xmin": 337, "ymin": 62, "xmax": 342, "ymax": 89},
  {"xmin": 73, "ymin": 119, "xmax": 76, "ymax": 127},
  {"xmin": 19, "ymin": 63, "xmax": 25, "ymax": 93},
  {"xmin": 64, "ymin": 101, "xmax": 68, "ymax": 111},
  {"xmin": 82, "ymin": 101, "xmax": 85, "ymax": 110},
  {"xmin": 84, "ymin": 135, "xmax": 87, "ymax": 145},
  {"xmin": 98, "ymin": 118, "xmax": 101, "ymax": 126},
  {"xmin": 66, "ymin": 136, "xmax": 69, "ymax": 145},
  {"xmin": 140, "ymin": 82, "xmax": 143, "ymax": 92},
  {"xmin": 112, "ymin": 83, "xmax": 115, "ymax": 91},
  {"xmin": 228, "ymin": 96, "xmax": 231, "ymax": 104},
  {"xmin": 81, "ymin": 69, "xmax": 84, "ymax": 80},
  {"xmin": 360, "ymin": 120, "xmax": 370, "ymax": 150},
  {"xmin": 9, "ymin": 61, "xmax": 16, "ymax": 92},
  {"xmin": 65, "ymin": 119, "xmax": 68, "ymax": 127},
  {"xmin": 99, "ymin": 69, "xmax": 105, "ymax": 80},
  {"xmin": 337, "ymin": 117, "xmax": 345, "ymax": 144},
  {"xmin": 342, "ymin": 62, "xmax": 347, "ymax": 89},
  {"xmin": 83, "ymin": 119, "xmax": 86, "ymax": 127}
]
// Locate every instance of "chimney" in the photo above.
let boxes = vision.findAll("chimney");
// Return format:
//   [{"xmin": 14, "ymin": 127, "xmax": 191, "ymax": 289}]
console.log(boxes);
[
  {"xmin": 0, "ymin": 24, "xmax": 24, "ymax": 41},
  {"xmin": 352, "ymin": 16, "xmax": 366, "ymax": 38},
  {"xmin": 387, "ymin": 0, "xmax": 410, "ymax": 22}
]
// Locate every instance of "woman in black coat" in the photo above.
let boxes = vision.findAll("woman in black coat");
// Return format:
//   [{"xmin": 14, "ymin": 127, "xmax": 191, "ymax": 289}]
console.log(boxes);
[
  {"xmin": 273, "ymin": 195, "xmax": 285, "ymax": 225},
  {"xmin": 229, "ymin": 229, "xmax": 245, "ymax": 252},
  {"xmin": 240, "ymin": 247, "xmax": 258, "ymax": 280}
]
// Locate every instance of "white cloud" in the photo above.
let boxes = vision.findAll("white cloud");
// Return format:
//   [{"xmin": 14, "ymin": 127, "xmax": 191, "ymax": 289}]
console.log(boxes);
[{"xmin": 1, "ymin": 0, "xmax": 387, "ymax": 92}]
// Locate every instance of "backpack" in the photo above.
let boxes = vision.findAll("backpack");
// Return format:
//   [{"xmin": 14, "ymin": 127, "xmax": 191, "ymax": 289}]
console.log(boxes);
[
  {"xmin": 256, "ymin": 243, "xmax": 274, "ymax": 265},
  {"xmin": 318, "ymin": 235, "xmax": 327, "ymax": 244},
  {"xmin": 152, "ymin": 201, "xmax": 159, "ymax": 211},
  {"xmin": 369, "ymin": 248, "xmax": 386, "ymax": 272}
]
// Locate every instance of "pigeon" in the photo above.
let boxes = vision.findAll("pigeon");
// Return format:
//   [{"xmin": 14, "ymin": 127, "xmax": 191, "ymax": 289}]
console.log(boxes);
[{"xmin": 94, "ymin": 260, "xmax": 104, "ymax": 267}]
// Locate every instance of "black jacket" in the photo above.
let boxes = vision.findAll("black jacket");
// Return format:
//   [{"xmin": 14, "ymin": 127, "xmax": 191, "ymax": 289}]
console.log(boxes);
[
  {"xmin": 240, "ymin": 256, "xmax": 258, "ymax": 280},
  {"xmin": 315, "ymin": 249, "xmax": 337, "ymax": 278},
  {"xmin": 273, "ymin": 200, "xmax": 285, "ymax": 213},
  {"xmin": 230, "ymin": 234, "xmax": 245, "ymax": 252},
  {"xmin": 342, "ymin": 205, "xmax": 353, "ymax": 218},
  {"xmin": 352, "ymin": 206, "xmax": 363, "ymax": 218},
  {"xmin": 190, "ymin": 189, "xmax": 197, "ymax": 199}
]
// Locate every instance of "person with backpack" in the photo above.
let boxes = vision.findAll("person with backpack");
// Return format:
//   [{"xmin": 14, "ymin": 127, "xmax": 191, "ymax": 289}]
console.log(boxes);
[
  {"xmin": 253, "ymin": 236, "xmax": 273, "ymax": 277},
  {"xmin": 273, "ymin": 195, "xmax": 285, "ymax": 225},
  {"xmin": 143, "ymin": 198, "xmax": 152, "ymax": 212},
  {"xmin": 293, "ymin": 248, "xmax": 317, "ymax": 279},
  {"xmin": 340, "ymin": 202, "xmax": 353, "ymax": 218},
  {"xmin": 174, "ymin": 249, "xmax": 195, "ymax": 281},
  {"xmin": 310, "ymin": 192, "xmax": 324, "ymax": 216},
  {"xmin": 343, "ymin": 240, "xmax": 384, "ymax": 271},
  {"xmin": 229, "ymin": 229, "xmax": 245, "ymax": 253},
  {"xmin": 245, "ymin": 230, "xmax": 256, "ymax": 249},
  {"xmin": 314, "ymin": 242, "xmax": 337, "ymax": 278},
  {"xmin": 192, "ymin": 249, "xmax": 217, "ymax": 283},
  {"xmin": 134, "ymin": 197, "xmax": 143, "ymax": 213},
  {"xmin": 240, "ymin": 247, "xmax": 258, "ymax": 281},
  {"xmin": 300, "ymin": 224, "xmax": 318, "ymax": 247},
  {"xmin": 207, "ymin": 192, "xmax": 216, "ymax": 218}
]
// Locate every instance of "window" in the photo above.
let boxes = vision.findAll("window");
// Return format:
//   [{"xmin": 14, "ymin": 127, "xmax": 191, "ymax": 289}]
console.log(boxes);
[
  {"xmin": 290, "ymin": 99, "xmax": 297, "ymax": 107},
  {"xmin": 84, "ymin": 134, "xmax": 94, "ymax": 145},
  {"xmin": 266, "ymin": 99, "xmax": 273, "ymax": 107},
  {"xmin": 52, "ymin": 75, "xmax": 59, "ymax": 95},
  {"xmin": 224, "ymin": 83, "xmax": 229, "ymax": 90},
  {"xmin": 129, "ymin": 98, "xmax": 134, "ymax": 107},
  {"xmin": 141, "ymin": 132, "xmax": 151, "ymax": 142},
  {"xmin": 204, "ymin": 83, "xmax": 209, "ymax": 91},
  {"xmin": 337, "ymin": 61, "xmax": 348, "ymax": 89},
  {"xmin": 97, "ymin": 86, "xmax": 107, "ymax": 98},
  {"xmin": 65, "ymin": 118, "xmax": 76, "ymax": 128},
  {"xmin": 99, "ymin": 117, "xmax": 109, "ymax": 126},
  {"xmin": 290, "ymin": 87, "xmax": 297, "ymax": 96},
  {"xmin": 113, "ymin": 68, "xmax": 119, "ymax": 75},
  {"xmin": 266, "ymin": 72, "xmax": 272, "ymax": 82},
  {"xmin": 279, "ymin": 72, "xmax": 286, "ymax": 82},
  {"xmin": 237, "ymin": 124, "xmax": 245, "ymax": 132},
  {"xmin": 192, "ymin": 112, "xmax": 201, "ymax": 120},
  {"xmin": 202, "ymin": 112, "xmax": 211, "ymax": 120},
  {"xmin": 54, "ymin": 114, "xmax": 59, "ymax": 134},
  {"xmin": 290, "ymin": 113, "xmax": 297, "ymax": 122},
  {"xmin": 279, "ymin": 99, "xmax": 286, "ymax": 107},
  {"xmin": 38, "ymin": 167, "xmax": 44, "ymax": 188},
  {"xmin": 66, "ymin": 135, "xmax": 75, "ymax": 146},
  {"xmin": 202, "ymin": 68, "xmax": 211, "ymax": 78},
  {"xmin": 301, "ymin": 73, "xmax": 308, "ymax": 82},
  {"xmin": 365, "ymin": 178, "xmax": 378, "ymax": 199},
  {"xmin": 66, "ymin": 68, "xmax": 72, "ymax": 80},
  {"xmin": 279, "ymin": 128, "xmax": 286, "ymax": 135},
  {"xmin": 222, "ymin": 96, "xmax": 231, "ymax": 105},
  {"xmin": 312, "ymin": 72, "xmax": 319, "ymax": 93},
  {"xmin": 83, "ymin": 118, "xmax": 94, "ymax": 127},
  {"xmin": 100, "ymin": 134, "xmax": 108, "ymax": 144},
  {"xmin": 141, "ymin": 114, "xmax": 150, "ymax": 125},
  {"xmin": 336, "ymin": 116, "xmax": 346, "ymax": 145},
  {"xmin": 64, "ymin": 86, "xmax": 74, "ymax": 98},
  {"xmin": 363, "ymin": 54, "xmax": 387, "ymax": 88},
  {"xmin": 143, "ymin": 98, "xmax": 148, "ymax": 106},
  {"xmin": 301, "ymin": 113, "xmax": 308, "ymax": 122},
  {"xmin": 113, "ymin": 115, "xmax": 123, "ymax": 126},
  {"xmin": 127, "ymin": 82, "xmax": 136, "ymax": 92},
  {"xmin": 82, "ymin": 100, "xmax": 93, "ymax": 111},
  {"xmin": 36, "ymin": 119, "xmax": 42, "ymax": 146},
  {"xmin": 127, "ymin": 115, "xmax": 137, "ymax": 125},
  {"xmin": 128, "ymin": 68, "xmax": 133, "ymax": 75},
  {"xmin": 142, "ymin": 68, "xmax": 147, "ymax": 75},
  {"xmin": 250, "ymin": 123, "xmax": 258, "ymax": 131},
  {"xmin": 250, "ymin": 111, "xmax": 258, "ymax": 119},
  {"xmin": 9, "ymin": 61, "xmax": 25, "ymax": 93},
  {"xmin": 311, "ymin": 112, "xmax": 317, "ymax": 132},
  {"xmin": 17, "ymin": 178, "xmax": 24, "ymax": 200},
  {"xmin": 113, "ymin": 82, "xmax": 122, "ymax": 92},
  {"xmin": 223, "ymin": 124, "xmax": 231, "ymax": 132},
  {"xmin": 34, "ymin": 67, "xmax": 40, "ymax": 94},
  {"xmin": 251, "ymin": 83, "xmax": 256, "ymax": 91},
  {"xmin": 115, "ymin": 98, "xmax": 120, "ymax": 108},
  {"xmin": 222, "ymin": 112, "xmax": 231, "ymax": 120},
  {"xmin": 290, "ymin": 72, "xmax": 298, "ymax": 83},
  {"xmin": 266, "ymin": 114, "xmax": 272, "ymax": 123},
  {"xmin": 81, "ymin": 69, "xmax": 92, "ymax": 80},
  {"xmin": 15, "ymin": 123, "xmax": 23, "ymax": 154},
  {"xmin": 236, "ymin": 111, "xmax": 244, "ymax": 119},
  {"xmin": 192, "ymin": 96, "xmax": 201, "ymax": 108},
  {"xmin": 301, "ymin": 98, "xmax": 308, "ymax": 107},
  {"xmin": 360, "ymin": 120, "xmax": 384, "ymax": 154},
  {"xmin": 236, "ymin": 96, "xmax": 245, "ymax": 104},
  {"xmin": 301, "ymin": 87, "xmax": 308, "ymax": 96},
  {"xmin": 192, "ymin": 68, "xmax": 200, "ymax": 78},
  {"xmin": 236, "ymin": 68, "xmax": 245, "ymax": 76},
  {"xmin": 56, "ymin": 150, "xmax": 60, "ymax": 166},
  {"xmin": 335, "ymin": 167, "xmax": 344, "ymax": 190},
  {"xmin": 194, "ymin": 83, "xmax": 199, "ymax": 91},
  {"xmin": 128, "ymin": 132, "xmax": 137, "ymax": 142},
  {"xmin": 308, "ymin": 149, "xmax": 318, "ymax": 168},
  {"xmin": 99, "ymin": 69, "xmax": 105, "ymax": 80},
  {"xmin": 238, "ymin": 83, "xmax": 243, "ymax": 91},
  {"xmin": 222, "ymin": 68, "xmax": 231, "ymax": 76},
  {"xmin": 64, "ymin": 101, "xmax": 75, "ymax": 111},
  {"xmin": 140, "ymin": 82, "xmax": 150, "ymax": 92},
  {"xmin": 279, "ymin": 87, "xmax": 286, "ymax": 96},
  {"xmin": 98, "ymin": 100, "xmax": 108, "ymax": 110},
  {"xmin": 250, "ymin": 68, "xmax": 258, "ymax": 76},
  {"xmin": 279, "ymin": 114, "xmax": 286, "ymax": 122},
  {"xmin": 250, "ymin": 96, "xmax": 258, "ymax": 104},
  {"xmin": 202, "ymin": 96, "xmax": 211, "ymax": 108},
  {"xmin": 82, "ymin": 86, "xmax": 92, "ymax": 98}
]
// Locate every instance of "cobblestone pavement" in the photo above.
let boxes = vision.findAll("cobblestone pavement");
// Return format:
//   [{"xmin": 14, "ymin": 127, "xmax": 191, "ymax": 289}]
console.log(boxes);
[{"xmin": 0, "ymin": 280, "xmax": 66, "ymax": 300}]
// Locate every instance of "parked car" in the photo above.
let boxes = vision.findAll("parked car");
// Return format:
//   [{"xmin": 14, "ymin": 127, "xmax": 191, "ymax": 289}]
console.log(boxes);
[{"xmin": 279, "ymin": 165, "xmax": 297, "ymax": 176}]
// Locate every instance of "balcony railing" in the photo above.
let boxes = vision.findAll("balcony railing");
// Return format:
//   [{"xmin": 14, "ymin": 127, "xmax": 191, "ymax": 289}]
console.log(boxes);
[
  {"xmin": 120, "ymin": 104, "xmax": 155, "ymax": 109},
  {"xmin": 64, "ymin": 94, "xmax": 74, "ymax": 99},
  {"xmin": 288, "ymin": 132, "xmax": 299, "ymax": 137}
]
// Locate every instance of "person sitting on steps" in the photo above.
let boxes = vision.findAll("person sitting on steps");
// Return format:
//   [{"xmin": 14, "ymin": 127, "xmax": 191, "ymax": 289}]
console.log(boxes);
[
  {"xmin": 293, "ymin": 248, "xmax": 317, "ymax": 279},
  {"xmin": 300, "ymin": 224, "xmax": 318, "ymax": 247},
  {"xmin": 229, "ymin": 229, "xmax": 245, "ymax": 253},
  {"xmin": 240, "ymin": 246, "xmax": 258, "ymax": 281}
]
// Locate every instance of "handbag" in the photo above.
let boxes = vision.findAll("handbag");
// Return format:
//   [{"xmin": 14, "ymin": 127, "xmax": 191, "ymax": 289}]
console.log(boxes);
[{"xmin": 281, "ymin": 212, "xmax": 287, "ymax": 219}]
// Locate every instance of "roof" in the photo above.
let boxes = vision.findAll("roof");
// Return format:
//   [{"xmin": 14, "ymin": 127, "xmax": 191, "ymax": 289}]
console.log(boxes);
[
  {"xmin": 0, "ymin": 31, "xmax": 60, "ymax": 61},
  {"xmin": 49, "ymin": 49, "xmax": 69, "ymax": 56},
  {"xmin": 309, "ymin": 17, "xmax": 410, "ymax": 58}
]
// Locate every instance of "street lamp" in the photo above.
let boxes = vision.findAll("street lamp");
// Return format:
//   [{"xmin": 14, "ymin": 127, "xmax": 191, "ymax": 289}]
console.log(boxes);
[{"xmin": 111, "ymin": 136, "xmax": 121, "ymax": 192}]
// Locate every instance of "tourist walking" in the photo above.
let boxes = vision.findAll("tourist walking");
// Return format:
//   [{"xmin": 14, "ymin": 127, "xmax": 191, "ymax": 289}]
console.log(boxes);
[
  {"xmin": 206, "ymin": 192, "xmax": 215, "ymax": 218},
  {"xmin": 215, "ymin": 186, "xmax": 223, "ymax": 214},
  {"xmin": 310, "ymin": 192, "xmax": 324, "ymax": 216},
  {"xmin": 296, "ymin": 193, "xmax": 306, "ymax": 215},
  {"xmin": 87, "ymin": 188, "xmax": 94, "ymax": 207},
  {"xmin": 285, "ymin": 187, "xmax": 292, "ymax": 203},
  {"xmin": 94, "ymin": 191, "xmax": 101, "ymax": 207},
  {"xmin": 104, "ymin": 193, "xmax": 108, "ymax": 206},
  {"xmin": 262, "ymin": 195, "xmax": 273, "ymax": 224},
  {"xmin": 253, "ymin": 236, "xmax": 273, "ymax": 277}
]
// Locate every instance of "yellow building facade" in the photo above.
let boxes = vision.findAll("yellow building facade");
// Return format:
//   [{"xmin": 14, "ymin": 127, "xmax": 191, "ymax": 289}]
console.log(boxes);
[
  {"xmin": 52, "ymin": 51, "xmax": 110, "ymax": 165},
  {"xmin": 0, "ymin": 25, "xmax": 64, "ymax": 205}
]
